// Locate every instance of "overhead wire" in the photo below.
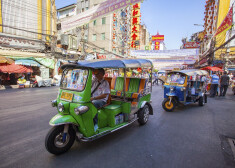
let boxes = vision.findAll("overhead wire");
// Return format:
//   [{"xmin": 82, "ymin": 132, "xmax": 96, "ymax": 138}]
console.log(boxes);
[{"xmin": 1, "ymin": 0, "xmax": 52, "ymax": 17}]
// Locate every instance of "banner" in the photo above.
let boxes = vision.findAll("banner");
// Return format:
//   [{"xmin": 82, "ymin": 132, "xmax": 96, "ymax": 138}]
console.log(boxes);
[
  {"xmin": 183, "ymin": 42, "xmax": 200, "ymax": 49},
  {"xmin": 152, "ymin": 35, "xmax": 164, "ymax": 42},
  {"xmin": 214, "ymin": 6, "xmax": 233, "ymax": 37},
  {"xmin": 61, "ymin": 0, "xmax": 142, "ymax": 32}
]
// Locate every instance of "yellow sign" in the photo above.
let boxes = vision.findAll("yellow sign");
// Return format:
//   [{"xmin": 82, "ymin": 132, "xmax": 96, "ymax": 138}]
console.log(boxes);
[{"xmin": 60, "ymin": 92, "xmax": 73, "ymax": 102}]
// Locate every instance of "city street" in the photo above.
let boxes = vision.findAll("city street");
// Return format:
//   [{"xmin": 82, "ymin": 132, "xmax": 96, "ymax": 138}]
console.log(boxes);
[{"xmin": 0, "ymin": 86, "xmax": 235, "ymax": 168}]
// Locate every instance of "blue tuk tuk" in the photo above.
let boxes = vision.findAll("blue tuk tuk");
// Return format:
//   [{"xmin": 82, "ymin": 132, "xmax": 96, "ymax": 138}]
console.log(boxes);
[{"xmin": 162, "ymin": 69, "xmax": 208, "ymax": 112}]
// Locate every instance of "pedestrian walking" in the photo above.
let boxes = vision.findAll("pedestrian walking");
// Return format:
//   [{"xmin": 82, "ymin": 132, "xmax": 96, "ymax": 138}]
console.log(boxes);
[
  {"xmin": 229, "ymin": 73, "xmax": 233, "ymax": 86},
  {"xmin": 219, "ymin": 71, "xmax": 230, "ymax": 97},
  {"xmin": 210, "ymin": 72, "xmax": 219, "ymax": 97},
  {"xmin": 0, "ymin": 74, "xmax": 2, "ymax": 88},
  {"xmin": 153, "ymin": 72, "xmax": 158, "ymax": 85}
]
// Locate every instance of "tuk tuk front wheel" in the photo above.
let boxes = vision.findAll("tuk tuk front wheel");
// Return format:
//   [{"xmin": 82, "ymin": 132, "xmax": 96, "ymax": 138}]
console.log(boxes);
[
  {"xmin": 138, "ymin": 105, "xmax": 150, "ymax": 125},
  {"xmin": 45, "ymin": 125, "xmax": 75, "ymax": 155},
  {"xmin": 162, "ymin": 98, "xmax": 176, "ymax": 112}
]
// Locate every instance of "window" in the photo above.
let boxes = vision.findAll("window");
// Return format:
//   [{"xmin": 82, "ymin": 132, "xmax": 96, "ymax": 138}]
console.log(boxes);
[
  {"xmin": 101, "ymin": 33, "xmax": 105, "ymax": 40},
  {"xmin": 82, "ymin": 8, "xmax": 84, "ymax": 12},
  {"xmin": 84, "ymin": 35, "xmax": 88, "ymax": 41},
  {"xmin": 57, "ymin": 23, "xmax": 61, "ymax": 30},
  {"xmin": 102, "ymin": 17, "xmax": 106, "ymax": 25},
  {"xmin": 61, "ymin": 69, "xmax": 88, "ymax": 91},
  {"xmin": 92, "ymin": 34, "xmax": 97, "ymax": 41},
  {"xmin": 86, "ymin": 7, "xmax": 88, "ymax": 10},
  {"xmin": 93, "ymin": 20, "xmax": 96, "ymax": 26},
  {"xmin": 101, "ymin": 48, "xmax": 105, "ymax": 54}
]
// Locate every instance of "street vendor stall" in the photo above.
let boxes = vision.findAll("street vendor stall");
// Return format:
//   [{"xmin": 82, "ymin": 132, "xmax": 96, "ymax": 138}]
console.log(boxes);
[{"xmin": 0, "ymin": 63, "xmax": 33, "ymax": 87}]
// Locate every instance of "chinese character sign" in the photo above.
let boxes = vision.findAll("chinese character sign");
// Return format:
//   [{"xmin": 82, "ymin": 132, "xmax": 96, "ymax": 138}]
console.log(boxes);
[{"xmin": 131, "ymin": 3, "xmax": 140, "ymax": 49}]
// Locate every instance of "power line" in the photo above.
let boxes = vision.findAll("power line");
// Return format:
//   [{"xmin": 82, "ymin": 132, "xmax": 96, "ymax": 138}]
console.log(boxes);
[{"xmin": 0, "ymin": 24, "xmax": 56, "ymax": 37}]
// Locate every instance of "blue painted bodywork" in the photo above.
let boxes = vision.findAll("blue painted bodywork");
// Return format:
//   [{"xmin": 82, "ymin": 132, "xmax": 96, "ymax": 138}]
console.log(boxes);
[{"xmin": 164, "ymin": 85, "xmax": 185, "ymax": 102}]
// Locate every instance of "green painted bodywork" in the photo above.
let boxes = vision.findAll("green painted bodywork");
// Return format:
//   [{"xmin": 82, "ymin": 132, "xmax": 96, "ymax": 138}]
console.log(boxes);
[
  {"xmin": 50, "ymin": 114, "xmax": 78, "ymax": 126},
  {"xmin": 50, "ymin": 69, "xmax": 152, "ymax": 138},
  {"xmin": 138, "ymin": 94, "xmax": 151, "ymax": 109}
]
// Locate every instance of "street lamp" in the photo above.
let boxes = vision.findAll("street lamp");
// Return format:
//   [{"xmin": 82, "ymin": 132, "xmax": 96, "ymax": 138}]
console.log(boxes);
[{"xmin": 194, "ymin": 24, "xmax": 204, "ymax": 27}]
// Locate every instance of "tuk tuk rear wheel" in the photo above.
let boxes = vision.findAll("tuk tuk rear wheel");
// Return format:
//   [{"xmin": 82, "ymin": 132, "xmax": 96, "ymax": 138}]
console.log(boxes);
[
  {"xmin": 45, "ymin": 125, "xmax": 75, "ymax": 155},
  {"xmin": 138, "ymin": 105, "xmax": 150, "ymax": 125},
  {"xmin": 162, "ymin": 98, "xmax": 176, "ymax": 112}
]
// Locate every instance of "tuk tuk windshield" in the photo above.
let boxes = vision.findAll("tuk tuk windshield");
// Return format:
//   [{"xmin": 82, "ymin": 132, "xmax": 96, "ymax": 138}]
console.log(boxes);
[
  {"xmin": 166, "ymin": 73, "xmax": 186, "ymax": 85},
  {"xmin": 61, "ymin": 69, "xmax": 88, "ymax": 91}
]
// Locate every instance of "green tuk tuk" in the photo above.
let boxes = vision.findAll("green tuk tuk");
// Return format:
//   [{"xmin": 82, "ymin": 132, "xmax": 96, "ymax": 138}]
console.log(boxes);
[{"xmin": 45, "ymin": 59, "xmax": 153, "ymax": 155}]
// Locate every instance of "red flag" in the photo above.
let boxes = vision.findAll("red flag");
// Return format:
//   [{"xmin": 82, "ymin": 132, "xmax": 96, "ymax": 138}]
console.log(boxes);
[{"xmin": 214, "ymin": 6, "xmax": 233, "ymax": 37}]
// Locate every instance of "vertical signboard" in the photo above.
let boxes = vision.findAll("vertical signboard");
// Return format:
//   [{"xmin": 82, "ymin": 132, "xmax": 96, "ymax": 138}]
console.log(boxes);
[
  {"xmin": 152, "ymin": 34, "xmax": 164, "ymax": 50},
  {"xmin": 131, "ymin": 3, "xmax": 140, "ymax": 49}
]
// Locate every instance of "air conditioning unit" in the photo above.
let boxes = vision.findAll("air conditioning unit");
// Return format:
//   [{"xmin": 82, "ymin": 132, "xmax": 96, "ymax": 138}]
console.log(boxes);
[{"xmin": 61, "ymin": 34, "xmax": 69, "ymax": 45}]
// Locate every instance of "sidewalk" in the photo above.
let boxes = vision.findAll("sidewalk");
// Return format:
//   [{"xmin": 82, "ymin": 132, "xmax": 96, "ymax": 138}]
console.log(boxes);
[{"xmin": 0, "ymin": 85, "xmax": 20, "ymax": 90}]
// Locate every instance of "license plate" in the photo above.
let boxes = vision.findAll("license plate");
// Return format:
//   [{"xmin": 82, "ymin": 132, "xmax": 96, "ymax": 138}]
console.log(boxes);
[{"xmin": 60, "ymin": 92, "xmax": 73, "ymax": 102}]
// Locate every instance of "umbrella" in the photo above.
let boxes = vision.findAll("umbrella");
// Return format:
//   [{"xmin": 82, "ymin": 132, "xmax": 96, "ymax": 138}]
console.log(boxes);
[
  {"xmin": 0, "ymin": 56, "xmax": 14, "ymax": 64},
  {"xmin": 201, "ymin": 66, "xmax": 223, "ymax": 72},
  {"xmin": 0, "ymin": 63, "xmax": 32, "ymax": 73}
]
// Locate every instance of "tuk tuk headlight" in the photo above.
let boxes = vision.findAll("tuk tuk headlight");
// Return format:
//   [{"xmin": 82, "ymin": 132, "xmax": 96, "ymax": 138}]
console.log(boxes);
[
  {"xmin": 58, "ymin": 103, "xmax": 64, "ymax": 112},
  {"xmin": 181, "ymin": 87, "xmax": 185, "ymax": 91},
  {"xmin": 74, "ymin": 106, "xmax": 89, "ymax": 115},
  {"xmin": 51, "ymin": 99, "xmax": 57, "ymax": 107}
]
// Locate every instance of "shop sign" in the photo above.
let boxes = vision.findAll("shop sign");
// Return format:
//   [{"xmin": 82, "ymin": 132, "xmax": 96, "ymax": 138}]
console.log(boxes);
[
  {"xmin": 0, "ymin": 35, "xmax": 45, "ymax": 50},
  {"xmin": 40, "ymin": 66, "xmax": 49, "ymax": 79},
  {"xmin": 97, "ymin": 54, "xmax": 106, "ymax": 59},
  {"xmin": 199, "ymin": 58, "xmax": 208, "ymax": 65},
  {"xmin": 152, "ymin": 35, "xmax": 164, "ymax": 42},
  {"xmin": 155, "ymin": 45, "xmax": 160, "ymax": 50},
  {"xmin": 184, "ymin": 42, "xmax": 200, "ymax": 49},
  {"xmin": 62, "ymin": 0, "xmax": 142, "ymax": 32},
  {"xmin": 145, "ymin": 46, "xmax": 150, "ymax": 50},
  {"xmin": 130, "ymin": 3, "xmax": 140, "ymax": 49},
  {"xmin": 214, "ymin": 6, "xmax": 233, "ymax": 37}
]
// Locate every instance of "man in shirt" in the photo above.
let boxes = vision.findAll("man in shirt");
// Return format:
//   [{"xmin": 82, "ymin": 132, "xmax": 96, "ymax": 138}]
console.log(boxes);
[
  {"xmin": 220, "ymin": 71, "xmax": 230, "ymax": 96},
  {"xmin": 91, "ymin": 68, "xmax": 110, "ymax": 109},
  {"xmin": 210, "ymin": 72, "xmax": 220, "ymax": 97}
]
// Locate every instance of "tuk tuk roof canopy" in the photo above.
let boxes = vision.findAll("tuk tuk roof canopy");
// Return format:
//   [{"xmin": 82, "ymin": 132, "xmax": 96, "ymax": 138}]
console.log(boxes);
[
  {"xmin": 171, "ymin": 69, "xmax": 209, "ymax": 76},
  {"xmin": 62, "ymin": 59, "xmax": 153, "ymax": 69}
]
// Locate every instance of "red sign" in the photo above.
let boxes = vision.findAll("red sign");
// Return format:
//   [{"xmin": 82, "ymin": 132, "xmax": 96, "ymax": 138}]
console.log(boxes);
[
  {"xmin": 155, "ymin": 45, "xmax": 160, "ymax": 50},
  {"xmin": 184, "ymin": 42, "xmax": 200, "ymax": 49},
  {"xmin": 97, "ymin": 54, "xmax": 106, "ymax": 59},
  {"xmin": 214, "ymin": 7, "xmax": 233, "ymax": 37},
  {"xmin": 152, "ymin": 35, "xmax": 164, "ymax": 42}
]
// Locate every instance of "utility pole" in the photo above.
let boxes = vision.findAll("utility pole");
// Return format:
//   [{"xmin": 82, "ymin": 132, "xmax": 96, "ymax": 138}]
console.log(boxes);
[{"xmin": 80, "ymin": 25, "xmax": 86, "ymax": 60}]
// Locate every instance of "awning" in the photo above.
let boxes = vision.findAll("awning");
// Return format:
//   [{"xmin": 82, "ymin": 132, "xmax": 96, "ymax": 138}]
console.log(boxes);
[
  {"xmin": 201, "ymin": 66, "xmax": 223, "ymax": 72},
  {"xmin": 0, "ymin": 56, "xmax": 14, "ymax": 64},
  {"xmin": 15, "ymin": 59, "xmax": 41, "ymax": 67},
  {"xmin": 0, "ymin": 63, "xmax": 33, "ymax": 73},
  {"xmin": 35, "ymin": 58, "xmax": 55, "ymax": 69}
]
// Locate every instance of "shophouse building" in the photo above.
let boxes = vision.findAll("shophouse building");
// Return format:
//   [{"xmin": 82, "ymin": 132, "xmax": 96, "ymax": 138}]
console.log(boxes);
[{"xmin": 0, "ymin": 0, "xmax": 57, "ymax": 84}]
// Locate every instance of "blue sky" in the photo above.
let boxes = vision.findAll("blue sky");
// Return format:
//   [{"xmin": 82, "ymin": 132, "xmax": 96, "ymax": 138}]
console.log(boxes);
[{"xmin": 55, "ymin": 0, "xmax": 205, "ymax": 49}]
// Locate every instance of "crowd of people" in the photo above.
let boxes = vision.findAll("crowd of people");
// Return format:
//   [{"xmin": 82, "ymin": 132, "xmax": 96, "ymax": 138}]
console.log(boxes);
[{"xmin": 209, "ymin": 71, "xmax": 233, "ymax": 97}]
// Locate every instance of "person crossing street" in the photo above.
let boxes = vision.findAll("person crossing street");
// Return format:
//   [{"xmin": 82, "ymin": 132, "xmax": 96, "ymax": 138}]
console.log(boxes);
[
  {"xmin": 210, "ymin": 72, "xmax": 220, "ymax": 97},
  {"xmin": 220, "ymin": 71, "xmax": 230, "ymax": 97}
]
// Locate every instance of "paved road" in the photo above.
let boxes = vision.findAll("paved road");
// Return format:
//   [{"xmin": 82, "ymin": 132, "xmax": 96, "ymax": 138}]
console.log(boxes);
[{"xmin": 0, "ymin": 86, "xmax": 235, "ymax": 168}]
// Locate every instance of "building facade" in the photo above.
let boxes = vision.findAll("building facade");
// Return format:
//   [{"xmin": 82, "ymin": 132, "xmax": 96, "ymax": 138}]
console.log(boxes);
[
  {"xmin": 0, "ymin": 0, "xmax": 56, "ymax": 53},
  {"xmin": 0, "ymin": 0, "xmax": 57, "ymax": 84},
  {"xmin": 57, "ymin": 3, "xmax": 79, "ymax": 58}
]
